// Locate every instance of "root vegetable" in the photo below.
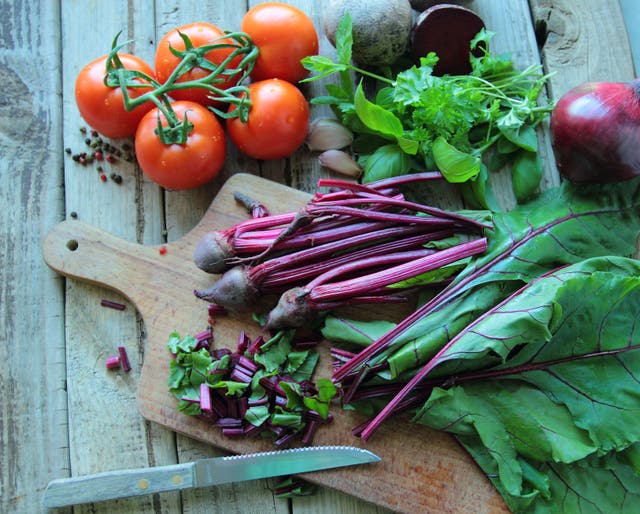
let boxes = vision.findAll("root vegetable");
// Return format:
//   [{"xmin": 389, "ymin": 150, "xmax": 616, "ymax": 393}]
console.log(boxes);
[
  {"xmin": 322, "ymin": 0, "xmax": 413, "ymax": 66},
  {"xmin": 550, "ymin": 79, "xmax": 640, "ymax": 183},
  {"xmin": 411, "ymin": 4, "xmax": 486, "ymax": 76}
]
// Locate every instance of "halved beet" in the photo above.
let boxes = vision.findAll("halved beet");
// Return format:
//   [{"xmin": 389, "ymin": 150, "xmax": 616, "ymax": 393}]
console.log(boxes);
[{"xmin": 411, "ymin": 4, "xmax": 486, "ymax": 76}]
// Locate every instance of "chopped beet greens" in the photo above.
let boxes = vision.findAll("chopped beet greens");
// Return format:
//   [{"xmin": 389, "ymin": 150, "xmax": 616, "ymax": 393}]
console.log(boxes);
[{"xmin": 167, "ymin": 327, "xmax": 336, "ymax": 447}]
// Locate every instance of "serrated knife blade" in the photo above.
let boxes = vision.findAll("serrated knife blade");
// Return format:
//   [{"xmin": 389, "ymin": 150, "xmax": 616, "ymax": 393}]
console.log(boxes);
[{"xmin": 42, "ymin": 445, "xmax": 380, "ymax": 508}]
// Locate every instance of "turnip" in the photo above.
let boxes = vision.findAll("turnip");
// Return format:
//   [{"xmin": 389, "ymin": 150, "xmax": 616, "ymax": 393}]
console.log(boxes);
[
  {"xmin": 550, "ymin": 79, "xmax": 640, "ymax": 183},
  {"xmin": 322, "ymin": 0, "xmax": 413, "ymax": 66}
]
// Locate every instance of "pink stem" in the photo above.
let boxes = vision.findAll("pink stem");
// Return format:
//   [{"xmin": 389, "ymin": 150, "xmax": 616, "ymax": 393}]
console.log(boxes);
[
  {"xmin": 261, "ymin": 230, "xmax": 451, "ymax": 289},
  {"xmin": 309, "ymin": 238, "xmax": 487, "ymax": 303},
  {"xmin": 305, "ymin": 204, "xmax": 455, "ymax": 227},
  {"xmin": 250, "ymin": 224, "xmax": 441, "ymax": 285}
]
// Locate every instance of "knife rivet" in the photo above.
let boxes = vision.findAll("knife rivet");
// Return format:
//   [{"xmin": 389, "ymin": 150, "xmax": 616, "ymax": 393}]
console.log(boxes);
[
  {"xmin": 172, "ymin": 475, "xmax": 183, "ymax": 485},
  {"xmin": 138, "ymin": 479, "xmax": 149, "ymax": 490}
]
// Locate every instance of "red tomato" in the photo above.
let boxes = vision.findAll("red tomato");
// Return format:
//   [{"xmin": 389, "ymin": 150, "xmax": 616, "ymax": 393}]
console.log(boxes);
[
  {"xmin": 241, "ymin": 2, "xmax": 318, "ymax": 83},
  {"xmin": 75, "ymin": 53, "xmax": 155, "ymax": 138},
  {"xmin": 227, "ymin": 79, "xmax": 309, "ymax": 160},
  {"xmin": 135, "ymin": 101, "xmax": 226, "ymax": 190},
  {"xmin": 155, "ymin": 22, "xmax": 243, "ymax": 107}
]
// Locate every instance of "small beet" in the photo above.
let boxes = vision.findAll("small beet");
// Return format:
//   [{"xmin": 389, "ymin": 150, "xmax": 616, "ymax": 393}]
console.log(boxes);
[
  {"xmin": 266, "ymin": 287, "xmax": 313, "ymax": 331},
  {"xmin": 194, "ymin": 266, "xmax": 259, "ymax": 312},
  {"xmin": 193, "ymin": 231, "xmax": 234, "ymax": 274},
  {"xmin": 411, "ymin": 4, "xmax": 486, "ymax": 76}
]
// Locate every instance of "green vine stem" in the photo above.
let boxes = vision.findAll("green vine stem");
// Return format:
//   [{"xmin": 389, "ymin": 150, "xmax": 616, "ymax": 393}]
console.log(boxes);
[{"xmin": 104, "ymin": 31, "xmax": 258, "ymax": 144}]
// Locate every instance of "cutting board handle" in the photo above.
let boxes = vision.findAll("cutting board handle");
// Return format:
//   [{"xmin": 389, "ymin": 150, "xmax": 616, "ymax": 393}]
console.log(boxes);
[{"xmin": 41, "ymin": 219, "xmax": 167, "ymax": 304}]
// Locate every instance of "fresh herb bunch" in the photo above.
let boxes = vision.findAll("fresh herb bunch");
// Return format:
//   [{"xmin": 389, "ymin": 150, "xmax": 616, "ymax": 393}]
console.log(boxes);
[{"xmin": 302, "ymin": 14, "xmax": 554, "ymax": 209}]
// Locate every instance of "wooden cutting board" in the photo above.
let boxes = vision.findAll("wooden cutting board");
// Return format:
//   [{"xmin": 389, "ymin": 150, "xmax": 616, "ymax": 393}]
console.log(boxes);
[{"xmin": 42, "ymin": 173, "xmax": 508, "ymax": 514}]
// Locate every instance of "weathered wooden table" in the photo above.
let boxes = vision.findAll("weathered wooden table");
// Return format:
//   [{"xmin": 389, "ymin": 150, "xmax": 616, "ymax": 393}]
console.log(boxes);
[{"xmin": 1, "ymin": 1, "xmax": 637, "ymax": 513}]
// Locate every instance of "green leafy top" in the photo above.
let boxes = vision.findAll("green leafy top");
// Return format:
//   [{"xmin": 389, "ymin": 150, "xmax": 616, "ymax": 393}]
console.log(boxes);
[{"xmin": 302, "ymin": 16, "xmax": 553, "ymax": 208}]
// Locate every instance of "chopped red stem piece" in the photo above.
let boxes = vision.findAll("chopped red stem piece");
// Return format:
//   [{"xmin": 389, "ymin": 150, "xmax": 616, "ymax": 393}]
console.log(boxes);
[
  {"xmin": 274, "ymin": 430, "xmax": 298, "ymax": 448},
  {"xmin": 100, "ymin": 299, "xmax": 126, "ymax": 311},
  {"xmin": 117, "ymin": 346, "xmax": 131, "ymax": 372},
  {"xmin": 222, "ymin": 427, "xmax": 245, "ymax": 437},
  {"xmin": 200, "ymin": 383, "xmax": 213, "ymax": 414},
  {"xmin": 105, "ymin": 355, "xmax": 121, "ymax": 369},
  {"xmin": 301, "ymin": 419, "xmax": 319, "ymax": 445}
]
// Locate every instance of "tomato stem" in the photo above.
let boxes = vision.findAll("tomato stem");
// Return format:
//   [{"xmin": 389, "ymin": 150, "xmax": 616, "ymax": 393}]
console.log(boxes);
[{"xmin": 104, "ymin": 31, "xmax": 258, "ymax": 142}]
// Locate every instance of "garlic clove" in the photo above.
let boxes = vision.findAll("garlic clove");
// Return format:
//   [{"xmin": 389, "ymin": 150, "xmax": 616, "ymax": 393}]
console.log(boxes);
[
  {"xmin": 306, "ymin": 118, "xmax": 354, "ymax": 151},
  {"xmin": 318, "ymin": 150, "xmax": 363, "ymax": 178}
]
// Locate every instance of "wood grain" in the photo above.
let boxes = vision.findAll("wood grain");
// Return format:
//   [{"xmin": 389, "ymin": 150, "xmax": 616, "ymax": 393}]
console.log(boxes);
[{"xmin": 43, "ymin": 173, "xmax": 508, "ymax": 514}]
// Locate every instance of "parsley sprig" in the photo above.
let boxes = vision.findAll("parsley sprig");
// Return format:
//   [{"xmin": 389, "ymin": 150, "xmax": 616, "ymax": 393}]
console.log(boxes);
[{"xmin": 302, "ymin": 14, "xmax": 554, "ymax": 209}]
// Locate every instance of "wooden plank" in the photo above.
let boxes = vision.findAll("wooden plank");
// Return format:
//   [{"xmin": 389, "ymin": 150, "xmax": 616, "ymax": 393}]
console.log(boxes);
[
  {"xmin": 530, "ymin": 0, "xmax": 636, "ymax": 96},
  {"xmin": 0, "ymin": 2, "xmax": 69, "ymax": 513},
  {"xmin": 59, "ymin": 1, "xmax": 179, "ymax": 513}
]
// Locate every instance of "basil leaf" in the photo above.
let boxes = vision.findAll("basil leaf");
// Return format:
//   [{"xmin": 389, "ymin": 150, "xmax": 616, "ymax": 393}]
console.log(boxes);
[
  {"xmin": 354, "ymin": 82, "xmax": 404, "ymax": 140},
  {"xmin": 432, "ymin": 136, "xmax": 481, "ymax": 183},
  {"xmin": 511, "ymin": 150, "xmax": 542, "ymax": 202},
  {"xmin": 362, "ymin": 144, "xmax": 411, "ymax": 182}
]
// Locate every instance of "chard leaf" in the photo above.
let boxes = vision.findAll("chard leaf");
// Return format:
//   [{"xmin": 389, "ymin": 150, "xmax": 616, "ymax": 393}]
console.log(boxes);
[
  {"xmin": 253, "ymin": 330, "xmax": 293, "ymax": 372},
  {"xmin": 456, "ymin": 178, "xmax": 640, "ymax": 293},
  {"xmin": 322, "ymin": 315, "xmax": 397, "ymax": 347},
  {"xmin": 210, "ymin": 380, "xmax": 249, "ymax": 396},
  {"xmin": 413, "ymin": 257, "xmax": 640, "ymax": 507},
  {"xmin": 288, "ymin": 351, "xmax": 319, "ymax": 382},
  {"xmin": 245, "ymin": 404, "xmax": 269, "ymax": 426}
]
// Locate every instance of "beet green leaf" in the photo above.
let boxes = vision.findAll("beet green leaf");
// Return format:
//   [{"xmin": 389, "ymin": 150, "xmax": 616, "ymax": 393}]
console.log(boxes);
[{"xmin": 412, "ymin": 257, "xmax": 640, "ymax": 512}]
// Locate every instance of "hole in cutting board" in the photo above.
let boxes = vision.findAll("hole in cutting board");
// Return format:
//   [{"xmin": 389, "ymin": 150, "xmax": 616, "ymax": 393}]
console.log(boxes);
[{"xmin": 66, "ymin": 239, "xmax": 79, "ymax": 251}]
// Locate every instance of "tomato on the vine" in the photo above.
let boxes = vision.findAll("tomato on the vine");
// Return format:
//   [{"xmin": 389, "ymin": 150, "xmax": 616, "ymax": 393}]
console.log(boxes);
[
  {"xmin": 155, "ymin": 22, "xmax": 243, "ymax": 107},
  {"xmin": 75, "ymin": 53, "xmax": 155, "ymax": 138},
  {"xmin": 135, "ymin": 101, "xmax": 226, "ymax": 190},
  {"xmin": 226, "ymin": 79, "xmax": 309, "ymax": 160},
  {"xmin": 241, "ymin": 2, "xmax": 318, "ymax": 83}
]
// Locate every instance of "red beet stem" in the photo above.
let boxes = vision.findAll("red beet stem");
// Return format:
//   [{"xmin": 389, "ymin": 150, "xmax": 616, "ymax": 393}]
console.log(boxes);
[
  {"xmin": 117, "ymin": 346, "xmax": 131, "ymax": 373},
  {"xmin": 309, "ymin": 238, "xmax": 487, "ymax": 302},
  {"xmin": 105, "ymin": 355, "xmax": 121, "ymax": 369},
  {"xmin": 251, "ymin": 224, "xmax": 444, "ymax": 286},
  {"xmin": 261, "ymin": 230, "xmax": 446, "ymax": 289},
  {"xmin": 305, "ymin": 204, "xmax": 455, "ymax": 227},
  {"xmin": 317, "ymin": 171, "xmax": 443, "ymax": 192}
]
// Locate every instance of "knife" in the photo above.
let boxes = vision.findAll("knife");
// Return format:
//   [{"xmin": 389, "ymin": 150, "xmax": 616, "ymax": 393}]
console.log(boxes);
[{"xmin": 43, "ymin": 445, "xmax": 380, "ymax": 508}]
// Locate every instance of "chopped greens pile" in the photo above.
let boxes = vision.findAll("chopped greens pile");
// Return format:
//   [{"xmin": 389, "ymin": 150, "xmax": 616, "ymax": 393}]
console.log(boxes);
[
  {"xmin": 168, "ymin": 328, "xmax": 337, "ymax": 447},
  {"xmin": 302, "ymin": 14, "xmax": 553, "ymax": 209}
]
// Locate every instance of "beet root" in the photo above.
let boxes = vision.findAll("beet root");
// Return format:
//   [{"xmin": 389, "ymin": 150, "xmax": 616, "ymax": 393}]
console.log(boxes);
[
  {"xmin": 194, "ymin": 266, "xmax": 258, "ymax": 311},
  {"xmin": 411, "ymin": 4, "xmax": 486, "ymax": 76},
  {"xmin": 265, "ymin": 287, "xmax": 314, "ymax": 331},
  {"xmin": 193, "ymin": 231, "xmax": 234, "ymax": 274}
]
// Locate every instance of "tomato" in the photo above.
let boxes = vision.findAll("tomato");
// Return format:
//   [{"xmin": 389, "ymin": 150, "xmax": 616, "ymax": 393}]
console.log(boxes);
[
  {"xmin": 155, "ymin": 22, "xmax": 243, "ymax": 107},
  {"xmin": 134, "ymin": 101, "xmax": 226, "ymax": 190},
  {"xmin": 75, "ymin": 53, "xmax": 155, "ymax": 138},
  {"xmin": 226, "ymin": 79, "xmax": 309, "ymax": 160},
  {"xmin": 241, "ymin": 2, "xmax": 318, "ymax": 83}
]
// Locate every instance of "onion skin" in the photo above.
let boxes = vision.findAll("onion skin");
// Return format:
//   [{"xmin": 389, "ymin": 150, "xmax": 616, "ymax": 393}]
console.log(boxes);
[{"xmin": 550, "ymin": 80, "xmax": 640, "ymax": 183}]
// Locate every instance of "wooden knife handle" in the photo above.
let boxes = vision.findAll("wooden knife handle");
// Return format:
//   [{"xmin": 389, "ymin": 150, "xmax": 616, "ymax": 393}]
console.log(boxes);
[{"xmin": 43, "ymin": 462, "xmax": 195, "ymax": 508}]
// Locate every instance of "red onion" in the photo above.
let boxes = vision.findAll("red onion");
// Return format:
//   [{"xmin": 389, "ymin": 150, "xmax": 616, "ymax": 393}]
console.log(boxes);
[{"xmin": 550, "ymin": 79, "xmax": 640, "ymax": 183}]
